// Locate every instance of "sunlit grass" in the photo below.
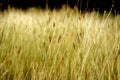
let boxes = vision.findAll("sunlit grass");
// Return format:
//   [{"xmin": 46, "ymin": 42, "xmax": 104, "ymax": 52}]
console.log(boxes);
[{"xmin": 0, "ymin": 8, "xmax": 120, "ymax": 80}]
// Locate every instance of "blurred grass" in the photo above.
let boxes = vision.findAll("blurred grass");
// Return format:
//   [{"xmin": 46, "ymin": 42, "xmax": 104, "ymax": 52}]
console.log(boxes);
[{"xmin": 0, "ymin": 8, "xmax": 120, "ymax": 80}]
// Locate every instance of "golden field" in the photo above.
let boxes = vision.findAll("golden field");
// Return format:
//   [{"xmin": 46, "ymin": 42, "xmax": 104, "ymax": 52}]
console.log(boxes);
[{"xmin": 0, "ymin": 8, "xmax": 120, "ymax": 80}]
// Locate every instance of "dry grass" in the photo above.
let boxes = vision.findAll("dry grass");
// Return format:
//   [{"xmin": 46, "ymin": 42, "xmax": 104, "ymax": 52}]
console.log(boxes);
[{"xmin": 0, "ymin": 8, "xmax": 120, "ymax": 80}]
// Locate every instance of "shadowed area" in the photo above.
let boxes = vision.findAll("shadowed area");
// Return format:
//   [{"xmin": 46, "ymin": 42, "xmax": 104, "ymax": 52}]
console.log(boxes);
[{"xmin": 0, "ymin": 0, "xmax": 120, "ymax": 14}]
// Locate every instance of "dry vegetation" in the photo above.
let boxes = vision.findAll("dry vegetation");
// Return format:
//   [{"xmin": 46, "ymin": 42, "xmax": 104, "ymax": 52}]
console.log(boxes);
[{"xmin": 0, "ymin": 8, "xmax": 120, "ymax": 80}]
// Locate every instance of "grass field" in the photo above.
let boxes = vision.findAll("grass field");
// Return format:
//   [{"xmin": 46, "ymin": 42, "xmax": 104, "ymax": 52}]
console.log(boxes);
[{"xmin": 0, "ymin": 8, "xmax": 120, "ymax": 80}]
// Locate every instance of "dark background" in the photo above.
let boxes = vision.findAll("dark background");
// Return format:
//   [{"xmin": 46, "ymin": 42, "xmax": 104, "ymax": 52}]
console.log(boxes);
[{"xmin": 0, "ymin": 0, "xmax": 120, "ymax": 13}]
